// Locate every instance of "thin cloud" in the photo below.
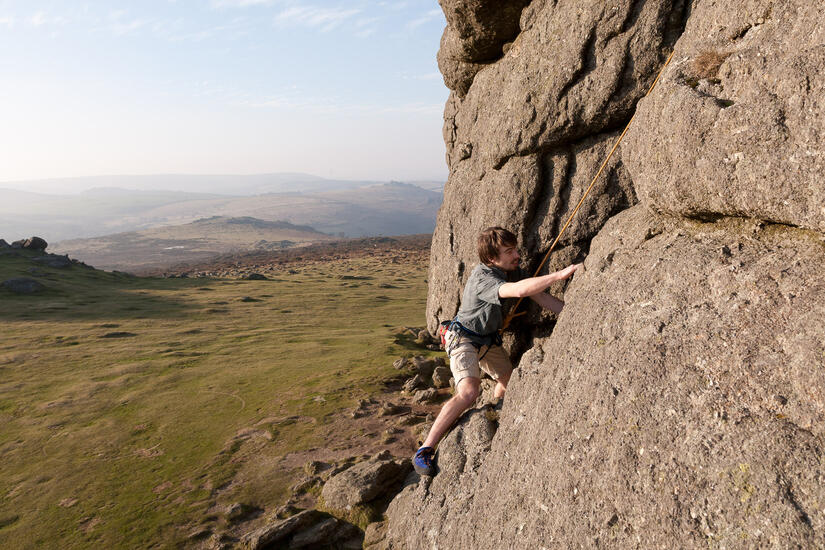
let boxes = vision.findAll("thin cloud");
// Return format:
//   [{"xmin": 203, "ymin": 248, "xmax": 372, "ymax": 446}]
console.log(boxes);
[
  {"xmin": 400, "ymin": 71, "xmax": 441, "ymax": 81},
  {"xmin": 275, "ymin": 6, "xmax": 361, "ymax": 32},
  {"xmin": 251, "ymin": 92, "xmax": 442, "ymax": 116},
  {"xmin": 211, "ymin": 0, "xmax": 278, "ymax": 7},
  {"xmin": 110, "ymin": 17, "xmax": 150, "ymax": 36},
  {"xmin": 29, "ymin": 12, "xmax": 47, "ymax": 27},
  {"xmin": 0, "ymin": 16, "xmax": 15, "ymax": 28},
  {"xmin": 105, "ymin": 9, "xmax": 151, "ymax": 36},
  {"xmin": 407, "ymin": 8, "xmax": 442, "ymax": 29}
]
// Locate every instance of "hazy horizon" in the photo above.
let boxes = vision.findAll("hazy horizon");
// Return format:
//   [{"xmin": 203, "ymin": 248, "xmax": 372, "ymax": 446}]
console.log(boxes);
[{"xmin": 0, "ymin": 172, "xmax": 445, "ymax": 196}]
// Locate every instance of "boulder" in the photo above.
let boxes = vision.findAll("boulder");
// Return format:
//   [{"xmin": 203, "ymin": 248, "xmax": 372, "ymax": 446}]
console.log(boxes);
[
  {"xmin": 12, "ymin": 237, "xmax": 47, "ymax": 251},
  {"xmin": 432, "ymin": 366, "xmax": 452, "ymax": 389},
  {"xmin": 412, "ymin": 388, "xmax": 439, "ymax": 405},
  {"xmin": 410, "ymin": 355, "xmax": 437, "ymax": 378},
  {"xmin": 239, "ymin": 511, "xmax": 361, "ymax": 550},
  {"xmin": 2, "ymin": 278, "xmax": 46, "ymax": 294},
  {"xmin": 391, "ymin": 357, "xmax": 409, "ymax": 370},
  {"xmin": 437, "ymin": 0, "xmax": 531, "ymax": 97},
  {"xmin": 239, "ymin": 510, "xmax": 324, "ymax": 550},
  {"xmin": 622, "ymin": 0, "xmax": 825, "ymax": 233},
  {"xmin": 288, "ymin": 517, "xmax": 339, "ymax": 548},
  {"xmin": 414, "ymin": 329, "xmax": 434, "ymax": 345},
  {"xmin": 401, "ymin": 374, "xmax": 428, "ymax": 393},
  {"xmin": 320, "ymin": 453, "xmax": 412, "ymax": 515},
  {"xmin": 244, "ymin": 273, "xmax": 268, "ymax": 280}
]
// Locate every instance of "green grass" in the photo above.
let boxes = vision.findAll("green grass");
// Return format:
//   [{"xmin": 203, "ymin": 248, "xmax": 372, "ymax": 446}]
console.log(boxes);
[{"xmin": 0, "ymin": 249, "xmax": 430, "ymax": 548}]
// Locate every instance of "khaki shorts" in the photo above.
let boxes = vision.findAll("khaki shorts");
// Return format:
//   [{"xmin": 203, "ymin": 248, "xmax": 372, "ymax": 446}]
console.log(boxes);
[{"xmin": 444, "ymin": 329, "xmax": 513, "ymax": 389}]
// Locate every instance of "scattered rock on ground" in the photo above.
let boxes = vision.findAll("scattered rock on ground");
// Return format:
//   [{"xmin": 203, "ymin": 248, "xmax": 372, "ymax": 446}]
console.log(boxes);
[
  {"xmin": 1, "ymin": 278, "xmax": 46, "ymax": 294},
  {"xmin": 397, "ymin": 414, "xmax": 427, "ymax": 427},
  {"xmin": 410, "ymin": 356, "xmax": 438, "ymax": 378},
  {"xmin": 243, "ymin": 273, "xmax": 268, "ymax": 280},
  {"xmin": 412, "ymin": 388, "xmax": 439, "ymax": 405},
  {"xmin": 304, "ymin": 460, "xmax": 331, "ymax": 477},
  {"xmin": 401, "ymin": 374, "xmax": 428, "ymax": 393},
  {"xmin": 378, "ymin": 402, "xmax": 405, "ymax": 417},
  {"xmin": 31, "ymin": 255, "xmax": 72, "ymax": 268},
  {"xmin": 224, "ymin": 502, "xmax": 253, "ymax": 523},
  {"xmin": 290, "ymin": 476, "xmax": 321, "ymax": 496},
  {"xmin": 432, "ymin": 366, "xmax": 452, "ymax": 389}
]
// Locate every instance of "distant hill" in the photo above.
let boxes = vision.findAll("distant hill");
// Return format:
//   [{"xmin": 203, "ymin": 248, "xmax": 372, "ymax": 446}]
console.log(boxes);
[
  {"xmin": 51, "ymin": 216, "xmax": 334, "ymax": 272},
  {"xmin": 0, "ymin": 179, "xmax": 443, "ymax": 242},
  {"xmin": 0, "ymin": 187, "xmax": 228, "ymax": 241}
]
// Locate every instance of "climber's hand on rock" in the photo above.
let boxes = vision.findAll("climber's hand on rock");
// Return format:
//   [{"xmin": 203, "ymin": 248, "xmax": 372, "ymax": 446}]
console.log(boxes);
[{"xmin": 555, "ymin": 263, "xmax": 581, "ymax": 281}]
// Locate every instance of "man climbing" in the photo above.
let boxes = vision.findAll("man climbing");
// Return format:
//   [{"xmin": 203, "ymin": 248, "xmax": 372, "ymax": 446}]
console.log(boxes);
[{"xmin": 413, "ymin": 226, "xmax": 581, "ymax": 476}]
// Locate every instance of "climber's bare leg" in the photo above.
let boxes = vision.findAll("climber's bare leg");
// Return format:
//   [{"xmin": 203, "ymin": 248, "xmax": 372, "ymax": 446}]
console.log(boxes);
[{"xmin": 421, "ymin": 377, "xmax": 481, "ymax": 449}]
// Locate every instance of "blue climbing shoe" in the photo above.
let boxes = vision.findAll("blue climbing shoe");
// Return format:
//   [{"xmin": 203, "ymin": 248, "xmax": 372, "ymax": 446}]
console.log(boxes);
[{"xmin": 413, "ymin": 446, "xmax": 436, "ymax": 476}]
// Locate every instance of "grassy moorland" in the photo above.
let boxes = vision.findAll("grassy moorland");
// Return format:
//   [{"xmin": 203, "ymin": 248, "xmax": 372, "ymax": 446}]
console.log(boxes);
[{"xmin": 0, "ymin": 242, "xmax": 432, "ymax": 548}]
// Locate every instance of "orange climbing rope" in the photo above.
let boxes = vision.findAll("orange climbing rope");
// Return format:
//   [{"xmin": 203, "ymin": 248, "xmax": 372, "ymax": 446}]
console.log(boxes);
[{"xmin": 501, "ymin": 50, "xmax": 676, "ymax": 331}]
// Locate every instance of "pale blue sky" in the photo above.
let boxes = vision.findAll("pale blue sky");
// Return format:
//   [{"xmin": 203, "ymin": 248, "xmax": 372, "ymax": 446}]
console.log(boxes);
[{"xmin": 0, "ymin": 0, "xmax": 449, "ymax": 186}]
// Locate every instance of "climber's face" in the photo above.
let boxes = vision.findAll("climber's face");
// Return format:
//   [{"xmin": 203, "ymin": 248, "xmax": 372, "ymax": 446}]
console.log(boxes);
[{"xmin": 490, "ymin": 244, "xmax": 520, "ymax": 272}]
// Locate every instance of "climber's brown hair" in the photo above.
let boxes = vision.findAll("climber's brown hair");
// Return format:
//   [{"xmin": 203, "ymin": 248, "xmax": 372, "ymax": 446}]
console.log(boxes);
[{"xmin": 477, "ymin": 227, "xmax": 518, "ymax": 266}]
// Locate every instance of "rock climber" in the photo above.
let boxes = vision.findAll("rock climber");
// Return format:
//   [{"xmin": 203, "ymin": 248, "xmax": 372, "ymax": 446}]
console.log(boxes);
[{"xmin": 413, "ymin": 226, "xmax": 581, "ymax": 476}]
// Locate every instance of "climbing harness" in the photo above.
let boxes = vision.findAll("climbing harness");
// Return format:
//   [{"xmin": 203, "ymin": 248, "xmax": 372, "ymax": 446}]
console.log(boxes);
[
  {"xmin": 500, "ymin": 50, "xmax": 676, "ymax": 331},
  {"xmin": 439, "ymin": 318, "xmax": 502, "ymax": 360}
]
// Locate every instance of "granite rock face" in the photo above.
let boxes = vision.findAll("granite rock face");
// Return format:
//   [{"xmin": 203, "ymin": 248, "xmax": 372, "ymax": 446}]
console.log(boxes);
[
  {"xmin": 389, "ymin": 206, "xmax": 825, "ymax": 548},
  {"xmin": 388, "ymin": 0, "xmax": 825, "ymax": 547},
  {"xmin": 622, "ymin": 0, "xmax": 825, "ymax": 233},
  {"xmin": 427, "ymin": 0, "xmax": 690, "ymax": 335},
  {"xmin": 436, "ymin": 0, "xmax": 531, "ymax": 96}
]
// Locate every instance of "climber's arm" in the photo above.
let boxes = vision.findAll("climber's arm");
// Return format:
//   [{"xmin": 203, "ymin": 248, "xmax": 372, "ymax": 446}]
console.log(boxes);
[
  {"xmin": 498, "ymin": 263, "xmax": 580, "ymax": 299},
  {"xmin": 529, "ymin": 292, "xmax": 564, "ymax": 314}
]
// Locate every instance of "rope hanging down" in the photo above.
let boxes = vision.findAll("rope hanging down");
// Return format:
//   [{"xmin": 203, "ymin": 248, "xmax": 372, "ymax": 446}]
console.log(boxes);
[{"xmin": 501, "ymin": 50, "xmax": 676, "ymax": 331}]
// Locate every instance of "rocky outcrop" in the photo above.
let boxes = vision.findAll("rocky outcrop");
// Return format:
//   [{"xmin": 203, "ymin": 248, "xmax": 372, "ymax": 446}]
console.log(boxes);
[
  {"xmin": 389, "ymin": 206, "xmax": 825, "ymax": 548},
  {"xmin": 11, "ymin": 236, "xmax": 47, "ymax": 251},
  {"xmin": 428, "ymin": 0, "xmax": 690, "ymax": 336},
  {"xmin": 388, "ymin": 0, "xmax": 825, "ymax": 548},
  {"xmin": 436, "ymin": 0, "xmax": 531, "ymax": 96}
]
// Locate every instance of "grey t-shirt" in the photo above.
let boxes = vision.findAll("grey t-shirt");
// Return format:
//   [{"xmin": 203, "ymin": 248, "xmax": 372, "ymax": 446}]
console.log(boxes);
[{"xmin": 454, "ymin": 263, "xmax": 510, "ymax": 343}]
